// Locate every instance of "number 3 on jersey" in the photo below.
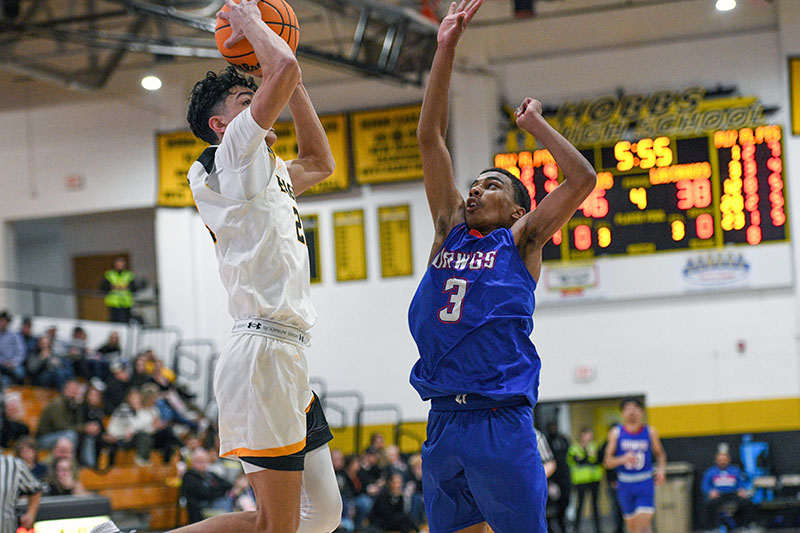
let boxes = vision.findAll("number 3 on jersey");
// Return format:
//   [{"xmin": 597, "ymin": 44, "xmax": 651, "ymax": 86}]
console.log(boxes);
[{"xmin": 439, "ymin": 277, "xmax": 468, "ymax": 322}]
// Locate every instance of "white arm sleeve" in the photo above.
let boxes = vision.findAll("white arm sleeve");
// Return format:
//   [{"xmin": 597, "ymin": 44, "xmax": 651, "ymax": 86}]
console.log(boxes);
[{"xmin": 215, "ymin": 107, "xmax": 277, "ymax": 201}]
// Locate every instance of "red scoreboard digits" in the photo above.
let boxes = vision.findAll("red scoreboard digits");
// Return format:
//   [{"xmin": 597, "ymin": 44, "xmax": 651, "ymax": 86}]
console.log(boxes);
[{"xmin": 494, "ymin": 125, "xmax": 788, "ymax": 262}]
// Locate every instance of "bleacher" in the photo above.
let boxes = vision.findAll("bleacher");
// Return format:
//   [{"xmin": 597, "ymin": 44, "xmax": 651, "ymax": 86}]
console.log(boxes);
[{"xmin": 9, "ymin": 385, "xmax": 187, "ymax": 531}]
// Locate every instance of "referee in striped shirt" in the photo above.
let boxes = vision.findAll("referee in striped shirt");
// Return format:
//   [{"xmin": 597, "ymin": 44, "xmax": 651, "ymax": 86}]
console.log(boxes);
[{"xmin": 0, "ymin": 454, "xmax": 41, "ymax": 533}]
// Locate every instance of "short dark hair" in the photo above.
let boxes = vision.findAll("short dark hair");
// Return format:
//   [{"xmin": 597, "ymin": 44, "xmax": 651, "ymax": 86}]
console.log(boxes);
[
  {"xmin": 479, "ymin": 167, "xmax": 531, "ymax": 213},
  {"xmin": 187, "ymin": 66, "xmax": 258, "ymax": 145},
  {"xmin": 620, "ymin": 396, "xmax": 644, "ymax": 410}
]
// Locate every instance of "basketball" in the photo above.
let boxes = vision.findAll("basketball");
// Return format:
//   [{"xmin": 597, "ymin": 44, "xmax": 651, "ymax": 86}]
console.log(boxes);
[{"xmin": 215, "ymin": 0, "xmax": 300, "ymax": 76}]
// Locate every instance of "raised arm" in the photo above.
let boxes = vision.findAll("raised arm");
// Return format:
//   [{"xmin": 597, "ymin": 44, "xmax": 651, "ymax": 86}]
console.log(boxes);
[
  {"xmin": 219, "ymin": 0, "xmax": 300, "ymax": 131},
  {"xmin": 512, "ymin": 98, "xmax": 597, "ymax": 278},
  {"xmin": 286, "ymin": 83, "xmax": 336, "ymax": 195},
  {"xmin": 417, "ymin": 0, "xmax": 483, "ymax": 261}
]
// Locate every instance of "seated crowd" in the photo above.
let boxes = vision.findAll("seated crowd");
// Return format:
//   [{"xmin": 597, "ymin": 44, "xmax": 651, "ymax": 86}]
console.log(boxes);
[{"xmin": 0, "ymin": 309, "xmax": 210, "ymax": 492}]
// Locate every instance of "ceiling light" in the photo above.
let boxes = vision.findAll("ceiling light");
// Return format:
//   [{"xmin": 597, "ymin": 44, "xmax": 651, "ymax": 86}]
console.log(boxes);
[
  {"xmin": 141, "ymin": 75, "xmax": 162, "ymax": 91},
  {"xmin": 716, "ymin": 0, "xmax": 736, "ymax": 11}
]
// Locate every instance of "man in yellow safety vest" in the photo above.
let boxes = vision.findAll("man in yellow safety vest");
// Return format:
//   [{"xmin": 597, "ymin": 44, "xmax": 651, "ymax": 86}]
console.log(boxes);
[{"xmin": 100, "ymin": 256, "xmax": 142, "ymax": 323}]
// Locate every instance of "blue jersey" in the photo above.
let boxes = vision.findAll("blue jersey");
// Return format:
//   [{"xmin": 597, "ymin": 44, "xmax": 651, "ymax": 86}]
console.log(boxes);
[
  {"xmin": 615, "ymin": 424, "xmax": 653, "ymax": 484},
  {"xmin": 408, "ymin": 223, "xmax": 540, "ymax": 406}
]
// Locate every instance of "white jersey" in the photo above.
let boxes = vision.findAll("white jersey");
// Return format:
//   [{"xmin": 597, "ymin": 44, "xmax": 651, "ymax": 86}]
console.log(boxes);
[{"xmin": 188, "ymin": 107, "xmax": 316, "ymax": 331}]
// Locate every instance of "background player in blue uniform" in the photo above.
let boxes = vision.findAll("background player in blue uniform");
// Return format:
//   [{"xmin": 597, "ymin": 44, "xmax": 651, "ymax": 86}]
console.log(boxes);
[
  {"xmin": 604, "ymin": 397, "xmax": 667, "ymax": 533},
  {"xmin": 408, "ymin": 1, "xmax": 596, "ymax": 531}
]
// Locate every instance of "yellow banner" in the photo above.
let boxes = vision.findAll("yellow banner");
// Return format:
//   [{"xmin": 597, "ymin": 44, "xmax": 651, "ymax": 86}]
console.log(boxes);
[
  {"xmin": 272, "ymin": 114, "xmax": 350, "ymax": 194},
  {"xmin": 378, "ymin": 205, "xmax": 413, "ymax": 278},
  {"xmin": 791, "ymin": 57, "xmax": 800, "ymax": 136},
  {"xmin": 156, "ymin": 131, "xmax": 208, "ymax": 207},
  {"xmin": 352, "ymin": 104, "xmax": 423, "ymax": 184},
  {"xmin": 333, "ymin": 209, "xmax": 367, "ymax": 282},
  {"xmin": 301, "ymin": 214, "xmax": 321, "ymax": 283}
]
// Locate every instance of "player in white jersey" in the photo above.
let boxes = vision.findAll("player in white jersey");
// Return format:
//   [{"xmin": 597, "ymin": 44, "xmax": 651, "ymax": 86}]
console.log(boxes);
[{"xmin": 174, "ymin": 1, "xmax": 340, "ymax": 532}]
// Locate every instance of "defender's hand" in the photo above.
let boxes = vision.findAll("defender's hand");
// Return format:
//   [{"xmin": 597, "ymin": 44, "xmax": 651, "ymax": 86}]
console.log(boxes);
[
  {"xmin": 437, "ymin": 0, "xmax": 484, "ymax": 47},
  {"xmin": 515, "ymin": 98, "xmax": 544, "ymax": 132},
  {"xmin": 218, "ymin": 0, "xmax": 261, "ymax": 48}
]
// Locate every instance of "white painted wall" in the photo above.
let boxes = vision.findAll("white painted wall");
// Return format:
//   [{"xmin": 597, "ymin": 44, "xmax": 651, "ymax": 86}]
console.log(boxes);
[{"xmin": 1, "ymin": 1, "xmax": 798, "ymax": 423}]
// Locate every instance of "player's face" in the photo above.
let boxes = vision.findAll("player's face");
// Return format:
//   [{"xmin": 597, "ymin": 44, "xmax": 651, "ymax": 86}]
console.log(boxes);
[
  {"xmin": 622, "ymin": 402, "xmax": 643, "ymax": 425},
  {"xmin": 716, "ymin": 452, "xmax": 730, "ymax": 468},
  {"xmin": 465, "ymin": 173, "xmax": 523, "ymax": 232},
  {"xmin": 219, "ymin": 87, "xmax": 277, "ymax": 147}
]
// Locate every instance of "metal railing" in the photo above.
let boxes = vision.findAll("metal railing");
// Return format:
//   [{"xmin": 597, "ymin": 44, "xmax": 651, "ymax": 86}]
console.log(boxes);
[
  {"xmin": 355, "ymin": 403, "xmax": 403, "ymax": 454},
  {"xmin": 0, "ymin": 280, "xmax": 159, "ymax": 325}
]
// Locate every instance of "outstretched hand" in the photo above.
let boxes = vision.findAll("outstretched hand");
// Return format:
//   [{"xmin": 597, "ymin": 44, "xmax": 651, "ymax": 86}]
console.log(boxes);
[
  {"xmin": 515, "ymin": 97, "xmax": 544, "ymax": 132},
  {"xmin": 217, "ymin": 0, "xmax": 261, "ymax": 49},
  {"xmin": 437, "ymin": 0, "xmax": 484, "ymax": 47}
]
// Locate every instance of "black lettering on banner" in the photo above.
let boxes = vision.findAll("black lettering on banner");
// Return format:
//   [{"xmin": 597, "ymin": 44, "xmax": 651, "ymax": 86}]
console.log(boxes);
[{"xmin": 293, "ymin": 207, "xmax": 306, "ymax": 245}]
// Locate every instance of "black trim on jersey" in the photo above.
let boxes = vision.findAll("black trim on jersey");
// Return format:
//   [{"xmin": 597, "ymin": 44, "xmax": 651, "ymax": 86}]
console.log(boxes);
[
  {"xmin": 240, "ymin": 392, "xmax": 333, "ymax": 472},
  {"xmin": 197, "ymin": 146, "xmax": 217, "ymax": 174}
]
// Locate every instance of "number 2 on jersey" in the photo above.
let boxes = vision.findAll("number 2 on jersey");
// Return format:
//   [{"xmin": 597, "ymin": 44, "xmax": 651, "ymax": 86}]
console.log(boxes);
[
  {"xmin": 292, "ymin": 207, "xmax": 306, "ymax": 245},
  {"xmin": 438, "ymin": 277, "xmax": 468, "ymax": 323}
]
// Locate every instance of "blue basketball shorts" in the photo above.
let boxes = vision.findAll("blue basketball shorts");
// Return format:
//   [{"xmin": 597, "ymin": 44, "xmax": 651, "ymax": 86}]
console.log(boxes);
[
  {"xmin": 421, "ymin": 395, "xmax": 547, "ymax": 533},
  {"xmin": 616, "ymin": 478, "xmax": 655, "ymax": 518}
]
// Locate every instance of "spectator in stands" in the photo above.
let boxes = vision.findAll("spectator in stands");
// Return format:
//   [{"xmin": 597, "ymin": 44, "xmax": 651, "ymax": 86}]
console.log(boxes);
[
  {"xmin": 80, "ymin": 382, "xmax": 115, "ymax": 469},
  {"xmin": 567, "ymin": 427, "xmax": 603, "ymax": 533},
  {"xmin": 366, "ymin": 432, "xmax": 388, "ymax": 467},
  {"xmin": 0, "ymin": 310, "xmax": 26, "ymax": 386},
  {"xmin": 140, "ymin": 383, "xmax": 183, "ymax": 463},
  {"xmin": 343, "ymin": 454, "xmax": 373, "ymax": 530},
  {"xmin": 100, "ymin": 255, "xmax": 143, "ymax": 324},
  {"xmin": 19, "ymin": 318, "xmax": 38, "ymax": 360},
  {"xmin": 702, "ymin": 445, "xmax": 752, "ymax": 529},
  {"xmin": 228, "ymin": 473, "xmax": 256, "ymax": 512},
  {"xmin": 44, "ymin": 436, "xmax": 81, "ymax": 485},
  {"xmin": 103, "ymin": 359, "xmax": 131, "ymax": 415},
  {"xmin": 181, "ymin": 448, "xmax": 233, "ymax": 524},
  {"xmin": 130, "ymin": 353, "xmax": 153, "ymax": 389},
  {"xmin": 359, "ymin": 449, "xmax": 384, "ymax": 496},
  {"xmin": 383, "ymin": 445, "xmax": 408, "ymax": 480},
  {"xmin": 0, "ymin": 453, "xmax": 42, "ymax": 532},
  {"xmin": 406, "ymin": 453, "xmax": 425, "ymax": 528},
  {"xmin": 0, "ymin": 392, "xmax": 30, "ymax": 449},
  {"xmin": 367, "ymin": 472, "xmax": 418, "ymax": 533},
  {"xmin": 36, "ymin": 379, "xmax": 84, "ymax": 449},
  {"xmin": 106, "ymin": 388, "xmax": 155, "ymax": 466},
  {"xmin": 15, "ymin": 436, "xmax": 47, "ymax": 480},
  {"xmin": 45, "ymin": 457, "xmax": 89, "ymax": 496},
  {"xmin": 546, "ymin": 420, "xmax": 572, "ymax": 533},
  {"xmin": 65, "ymin": 326, "xmax": 92, "ymax": 379},
  {"xmin": 27, "ymin": 335, "xmax": 74, "ymax": 390},
  {"xmin": 331, "ymin": 448, "xmax": 354, "ymax": 532},
  {"xmin": 96, "ymin": 331, "xmax": 122, "ymax": 359},
  {"xmin": 599, "ymin": 425, "xmax": 624, "ymax": 533}
]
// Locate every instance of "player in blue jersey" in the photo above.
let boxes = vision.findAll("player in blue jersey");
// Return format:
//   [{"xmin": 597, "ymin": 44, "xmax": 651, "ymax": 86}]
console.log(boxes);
[
  {"xmin": 603, "ymin": 397, "xmax": 667, "ymax": 533},
  {"xmin": 408, "ymin": 1, "xmax": 596, "ymax": 531}
]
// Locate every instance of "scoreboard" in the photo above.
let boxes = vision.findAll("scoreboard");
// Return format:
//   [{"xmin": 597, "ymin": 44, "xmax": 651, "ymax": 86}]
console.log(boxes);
[{"xmin": 494, "ymin": 125, "xmax": 788, "ymax": 263}]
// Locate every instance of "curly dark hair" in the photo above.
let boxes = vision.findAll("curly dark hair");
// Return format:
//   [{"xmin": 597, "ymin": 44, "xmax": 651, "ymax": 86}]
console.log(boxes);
[
  {"xmin": 187, "ymin": 66, "xmax": 259, "ymax": 145},
  {"xmin": 479, "ymin": 167, "xmax": 532, "ymax": 213}
]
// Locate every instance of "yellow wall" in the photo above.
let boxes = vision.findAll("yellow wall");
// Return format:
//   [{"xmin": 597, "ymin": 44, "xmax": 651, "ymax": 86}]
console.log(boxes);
[{"xmin": 648, "ymin": 397, "xmax": 800, "ymax": 438}]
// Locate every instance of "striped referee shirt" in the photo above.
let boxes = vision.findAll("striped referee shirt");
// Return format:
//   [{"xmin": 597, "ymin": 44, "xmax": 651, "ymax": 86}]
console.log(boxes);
[{"xmin": 0, "ymin": 455, "xmax": 41, "ymax": 533}]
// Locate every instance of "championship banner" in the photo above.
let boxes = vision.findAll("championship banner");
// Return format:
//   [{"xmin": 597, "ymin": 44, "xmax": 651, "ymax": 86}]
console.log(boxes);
[
  {"xmin": 302, "ymin": 214, "xmax": 321, "ymax": 283},
  {"xmin": 352, "ymin": 104, "xmax": 423, "ymax": 184},
  {"xmin": 378, "ymin": 205, "xmax": 413, "ymax": 278},
  {"xmin": 156, "ymin": 131, "xmax": 208, "ymax": 207},
  {"xmin": 272, "ymin": 114, "xmax": 350, "ymax": 194},
  {"xmin": 790, "ymin": 57, "xmax": 800, "ymax": 136},
  {"xmin": 333, "ymin": 209, "xmax": 367, "ymax": 282}
]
